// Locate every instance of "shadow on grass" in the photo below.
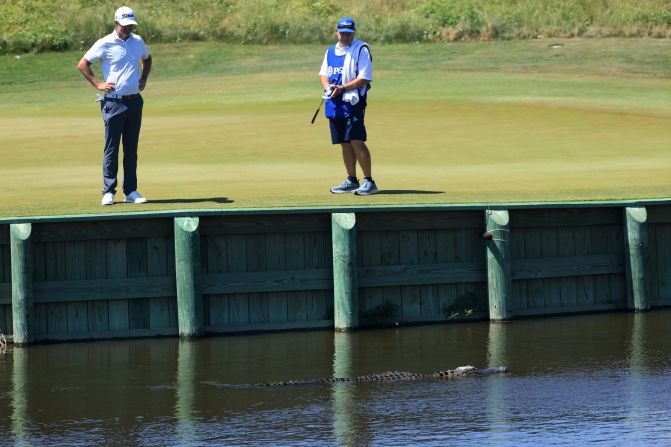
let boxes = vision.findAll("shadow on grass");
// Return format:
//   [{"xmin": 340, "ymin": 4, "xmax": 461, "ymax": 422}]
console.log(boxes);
[
  {"xmin": 145, "ymin": 197, "xmax": 234, "ymax": 204},
  {"xmin": 376, "ymin": 190, "xmax": 444, "ymax": 195}
]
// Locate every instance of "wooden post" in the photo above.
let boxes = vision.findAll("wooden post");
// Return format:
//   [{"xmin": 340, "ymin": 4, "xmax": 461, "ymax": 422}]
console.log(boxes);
[
  {"xmin": 10, "ymin": 223, "xmax": 33, "ymax": 345},
  {"xmin": 485, "ymin": 210, "xmax": 511, "ymax": 320},
  {"xmin": 174, "ymin": 217, "xmax": 203, "ymax": 338},
  {"xmin": 332, "ymin": 213, "xmax": 358, "ymax": 330},
  {"xmin": 624, "ymin": 207, "xmax": 649, "ymax": 311}
]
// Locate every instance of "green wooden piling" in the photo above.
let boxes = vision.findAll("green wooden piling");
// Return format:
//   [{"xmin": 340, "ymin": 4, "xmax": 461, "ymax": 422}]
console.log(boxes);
[
  {"xmin": 485, "ymin": 210, "xmax": 511, "ymax": 320},
  {"xmin": 174, "ymin": 217, "xmax": 203, "ymax": 338},
  {"xmin": 10, "ymin": 223, "xmax": 33, "ymax": 345},
  {"xmin": 331, "ymin": 213, "xmax": 358, "ymax": 330},
  {"xmin": 624, "ymin": 207, "xmax": 649, "ymax": 311}
]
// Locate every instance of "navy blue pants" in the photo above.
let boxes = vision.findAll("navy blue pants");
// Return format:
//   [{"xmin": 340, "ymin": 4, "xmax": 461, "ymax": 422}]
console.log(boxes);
[
  {"xmin": 329, "ymin": 102, "xmax": 367, "ymax": 145},
  {"xmin": 100, "ymin": 96, "xmax": 143, "ymax": 195}
]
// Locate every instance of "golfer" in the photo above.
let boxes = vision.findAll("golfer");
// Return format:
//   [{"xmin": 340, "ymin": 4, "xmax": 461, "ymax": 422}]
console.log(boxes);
[
  {"xmin": 319, "ymin": 17, "xmax": 378, "ymax": 195},
  {"xmin": 77, "ymin": 6, "xmax": 152, "ymax": 205}
]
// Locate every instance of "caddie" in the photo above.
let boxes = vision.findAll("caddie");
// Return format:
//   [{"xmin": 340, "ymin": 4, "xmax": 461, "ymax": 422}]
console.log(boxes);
[
  {"xmin": 319, "ymin": 16, "xmax": 378, "ymax": 195},
  {"xmin": 77, "ymin": 6, "xmax": 152, "ymax": 205}
]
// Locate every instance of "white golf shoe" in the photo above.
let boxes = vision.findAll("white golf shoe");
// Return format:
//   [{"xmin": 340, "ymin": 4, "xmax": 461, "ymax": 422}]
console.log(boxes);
[
  {"xmin": 102, "ymin": 192, "xmax": 115, "ymax": 206},
  {"xmin": 124, "ymin": 191, "xmax": 148, "ymax": 203}
]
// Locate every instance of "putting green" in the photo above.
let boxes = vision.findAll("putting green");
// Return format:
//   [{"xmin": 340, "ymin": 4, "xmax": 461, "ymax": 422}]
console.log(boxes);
[{"xmin": 1, "ymin": 39, "xmax": 670, "ymax": 217}]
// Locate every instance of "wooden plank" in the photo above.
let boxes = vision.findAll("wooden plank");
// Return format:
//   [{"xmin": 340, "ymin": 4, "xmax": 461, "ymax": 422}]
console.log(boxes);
[
  {"xmin": 304, "ymin": 231, "xmax": 328, "ymax": 321},
  {"xmin": 33, "ymin": 303, "xmax": 48, "ymax": 335},
  {"xmin": 47, "ymin": 302, "xmax": 68, "ymax": 334},
  {"xmin": 147, "ymin": 237, "xmax": 171, "ymax": 329},
  {"xmin": 512, "ymin": 254, "xmax": 624, "ymax": 280},
  {"xmin": 648, "ymin": 224, "xmax": 660, "ymax": 303},
  {"xmin": 361, "ymin": 231, "xmax": 383, "ymax": 314},
  {"xmin": 33, "ymin": 219, "xmax": 172, "ymax": 242},
  {"xmin": 647, "ymin": 205, "xmax": 671, "ymax": 224},
  {"xmin": 4, "ymin": 304, "xmax": 12, "ymax": 336},
  {"xmin": 357, "ymin": 211, "xmax": 482, "ymax": 232},
  {"xmin": 454, "ymin": 227, "xmax": 485, "ymax": 314},
  {"xmin": 510, "ymin": 225, "xmax": 527, "ymax": 313},
  {"xmin": 608, "ymin": 222, "xmax": 627, "ymax": 308},
  {"xmin": 206, "ymin": 319, "xmax": 333, "ymax": 334},
  {"xmin": 379, "ymin": 230, "xmax": 402, "ymax": 316},
  {"xmin": 246, "ymin": 234, "xmax": 268, "ymax": 324},
  {"xmin": 205, "ymin": 265, "xmax": 333, "ymax": 293},
  {"xmin": 514, "ymin": 303, "xmax": 620, "ymax": 317},
  {"xmin": 655, "ymin": 223, "xmax": 671, "ymax": 301},
  {"xmin": 107, "ymin": 239, "xmax": 129, "ymax": 332},
  {"xmin": 85, "ymin": 239, "xmax": 110, "ymax": 333},
  {"xmin": 590, "ymin": 226, "xmax": 613, "ymax": 305},
  {"xmin": 541, "ymin": 228, "xmax": 562, "ymax": 309},
  {"xmin": 436, "ymin": 229, "xmax": 458, "ymax": 316},
  {"xmin": 128, "ymin": 299, "xmax": 150, "ymax": 330},
  {"xmin": 33, "ymin": 276, "xmax": 176, "ymax": 303},
  {"xmin": 32, "ymin": 242, "xmax": 46, "ymax": 282},
  {"xmin": 45, "ymin": 241, "xmax": 67, "ymax": 334},
  {"xmin": 0, "ymin": 304, "xmax": 7, "ymax": 333},
  {"xmin": 399, "ymin": 230, "xmax": 420, "ymax": 318},
  {"xmin": 512, "ymin": 208, "xmax": 622, "ymax": 228},
  {"xmin": 266, "ymin": 233, "xmax": 287, "ymax": 323},
  {"xmin": 557, "ymin": 227, "xmax": 578, "ymax": 308},
  {"xmin": 524, "ymin": 229, "xmax": 544, "ymax": 309},
  {"xmin": 207, "ymin": 294, "xmax": 229, "ymax": 328},
  {"xmin": 66, "ymin": 241, "xmax": 89, "ymax": 334},
  {"xmin": 0, "ymin": 283, "xmax": 10, "ymax": 303},
  {"xmin": 200, "ymin": 214, "xmax": 330, "ymax": 235},
  {"xmin": 85, "ymin": 240, "xmax": 108, "ymax": 279},
  {"xmin": 285, "ymin": 232, "xmax": 307, "ymax": 321},
  {"xmin": 205, "ymin": 235, "xmax": 227, "ymax": 274},
  {"xmin": 67, "ymin": 301, "xmax": 89, "ymax": 334},
  {"xmin": 226, "ymin": 234, "xmax": 248, "ymax": 325},
  {"xmin": 574, "ymin": 227, "xmax": 595, "ymax": 306},
  {"xmin": 358, "ymin": 262, "xmax": 486, "ymax": 287},
  {"xmin": 87, "ymin": 300, "xmax": 109, "ymax": 333},
  {"xmin": 418, "ymin": 230, "xmax": 439, "ymax": 315}
]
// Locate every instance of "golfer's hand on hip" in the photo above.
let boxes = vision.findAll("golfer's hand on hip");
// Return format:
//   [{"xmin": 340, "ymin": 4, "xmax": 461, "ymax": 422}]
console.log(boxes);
[{"xmin": 97, "ymin": 82, "xmax": 115, "ymax": 92}]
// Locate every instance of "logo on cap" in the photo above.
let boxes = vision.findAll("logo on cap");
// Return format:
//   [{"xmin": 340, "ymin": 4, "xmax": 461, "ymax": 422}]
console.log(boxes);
[
  {"xmin": 115, "ymin": 6, "xmax": 138, "ymax": 26},
  {"xmin": 336, "ymin": 17, "xmax": 356, "ymax": 32}
]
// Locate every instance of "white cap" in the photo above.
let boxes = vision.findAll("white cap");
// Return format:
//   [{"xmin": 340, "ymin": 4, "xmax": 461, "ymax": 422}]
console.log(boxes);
[{"xmin": 114, "ymin": 6, "xmax": 138, "ymax": 26}]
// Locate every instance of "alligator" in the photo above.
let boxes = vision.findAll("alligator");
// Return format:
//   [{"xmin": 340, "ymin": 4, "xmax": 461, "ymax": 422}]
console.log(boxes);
[{"xmin": 254, "ymin": 365, "xmax": 508, "ymax": 387}]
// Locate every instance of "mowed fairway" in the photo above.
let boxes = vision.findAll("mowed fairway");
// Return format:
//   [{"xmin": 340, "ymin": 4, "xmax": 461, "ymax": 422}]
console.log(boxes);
[{"xmin": 1, "ymin": 39, "xmax": 670, "ymax": 217}]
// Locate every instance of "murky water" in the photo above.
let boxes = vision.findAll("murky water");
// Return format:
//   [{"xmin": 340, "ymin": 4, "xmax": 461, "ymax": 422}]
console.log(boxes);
[{"xmin": 1, "ymin": 309, "xmax": 671, "ymax": 446}]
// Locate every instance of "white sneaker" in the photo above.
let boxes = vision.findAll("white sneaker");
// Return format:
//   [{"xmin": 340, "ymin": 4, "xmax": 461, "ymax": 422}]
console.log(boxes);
[
  {"xmin": 125, "ymin": 191, "xmax": 148, "ymax": 203},
  {"xmin": 102, "ymin": 192, "xmax": 115, "ymax": 206}
]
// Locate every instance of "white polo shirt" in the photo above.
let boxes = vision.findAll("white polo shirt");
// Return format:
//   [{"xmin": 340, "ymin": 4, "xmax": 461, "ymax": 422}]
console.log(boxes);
[{"xmin": 84, "ymin": 31, "xmax": 150, "ymax": 96}]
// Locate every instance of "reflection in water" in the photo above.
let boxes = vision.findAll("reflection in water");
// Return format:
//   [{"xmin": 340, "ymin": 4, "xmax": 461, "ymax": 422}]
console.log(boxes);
[
  {"xmin": 11, "ymin": 348, "xmax": 29, "ymax": 447},
  {"xmin": 0, "ymin": 310, "xmax": 670, "ymax": 446},
  {"xmin": 175, "ymin": 340, "xmax": 196, "ymax": 445},
  {"xmin": 332, "ymin": 332, "xmax": 355, "ymax": 447},
  {"xmin": 486, "ymin": 322, "xmax": 510, "ymax": 443}
]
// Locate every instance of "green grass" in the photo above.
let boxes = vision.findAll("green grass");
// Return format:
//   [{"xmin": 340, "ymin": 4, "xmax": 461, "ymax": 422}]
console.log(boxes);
[
  {"xmin": 0, "ymin": 39, "xmax": 670, "ymax": 217},
  {"xmin": 3, "ymin": 0, "xmax": 671, "ymax": 52}
]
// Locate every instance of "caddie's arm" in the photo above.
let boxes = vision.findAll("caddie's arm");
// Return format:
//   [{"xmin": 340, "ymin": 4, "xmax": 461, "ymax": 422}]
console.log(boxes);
[
  {"xmin": 139, "ymin": 55, "xmax": 152, "ymax": 91},
  {"xmin": 320, "ymin": 75, "xmax": 331, "ymax": 91},
  {"xmin": 77, "ymin": 58, "xmax": 116, "ymax": 92},
  {"xmin": 331, "ymin": 77, "xmax": 371, "ymax": 97}
]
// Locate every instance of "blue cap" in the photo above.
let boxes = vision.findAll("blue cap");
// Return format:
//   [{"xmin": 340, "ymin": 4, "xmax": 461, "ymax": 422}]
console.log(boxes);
[{"xmin": 336, "ymin": 17, "xmax": 356, "ymax": 33}]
